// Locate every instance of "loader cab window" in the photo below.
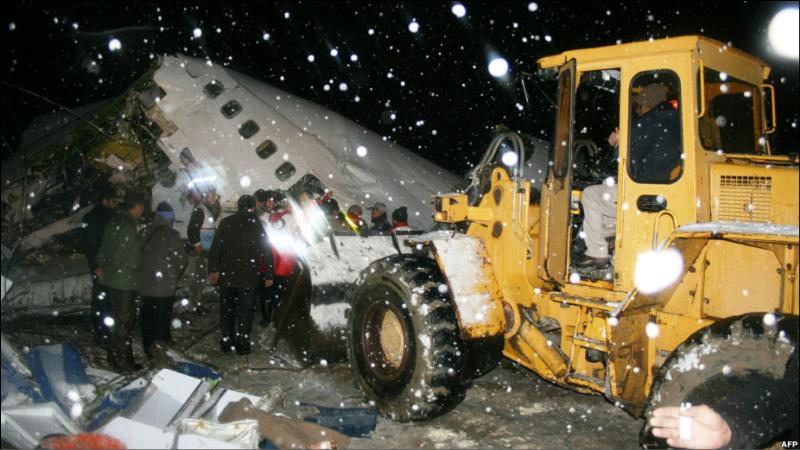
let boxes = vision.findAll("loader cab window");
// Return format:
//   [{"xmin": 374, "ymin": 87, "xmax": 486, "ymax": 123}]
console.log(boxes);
[
  {"xmin": 552, "ymin": 67, "xmax": 575, "ymax": 179},
  {"xmin": 698, "ymin": 68, "xmax": 762, "ymax": 154},
  {"xmin": 572, "ymin": 69, "xmax": 621, "ymax": 189},
  {"xmin": 627, "ymin": 71, "xmax": 683, "ymax": 184},
  {"xmin": 203, "ymin": 80, "xmax": 225, "ymax": 99}
]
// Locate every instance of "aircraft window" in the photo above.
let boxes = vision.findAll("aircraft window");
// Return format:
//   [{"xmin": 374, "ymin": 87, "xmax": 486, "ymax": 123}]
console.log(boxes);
[
  {"xmin": 275, "ymin": 162, "xmax": 296, "ymax": 181},
  {"xmin": 203, "ymin": 80, "xmax": 225, "ymax": 99},
  {"xmin": 239, "ymin": 120, "xmax": 260, "ymax": 139},
  {"xmin": 256, "ymin": 140, "xmax": 278, "ymax": 159},
  {"xmin": 221, "ymin": 100, "xmax": 242, "ymax": 119}
]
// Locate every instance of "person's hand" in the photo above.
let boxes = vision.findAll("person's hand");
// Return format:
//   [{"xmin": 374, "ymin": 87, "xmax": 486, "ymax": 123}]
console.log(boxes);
[
  {"xmin": 194, "ymin": 243, "xmax": 203, "ymax": 256},
  {"xmin": 264, "ymin": 278, "xmax": 274, "ymax": 287},
  {"xmin": 208, "ymin": 272, "xmax": 220, "ymax": 285},
  {"xmin": 607, "ymin": 127, "xmax": 620, "ymax": 147},
  {"xmin": 649, "ymin": 404, "xmax": 732, "ymax": 449},
  {"xmin": 94, "ymin": 267, "xmax": 104, "ymax": 279}
]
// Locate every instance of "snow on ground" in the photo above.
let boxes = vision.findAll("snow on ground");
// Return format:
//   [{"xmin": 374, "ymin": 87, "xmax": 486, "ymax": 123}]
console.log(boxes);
[{"xmin": 3, "ymin": 298, "xmax": 642, "ymax": 449}]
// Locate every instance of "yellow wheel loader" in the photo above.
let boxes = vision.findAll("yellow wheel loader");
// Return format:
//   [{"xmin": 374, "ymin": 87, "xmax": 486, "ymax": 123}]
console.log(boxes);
[{"xmin": 345, "ymin": 36, "xmax": 799, "ymax": 445}]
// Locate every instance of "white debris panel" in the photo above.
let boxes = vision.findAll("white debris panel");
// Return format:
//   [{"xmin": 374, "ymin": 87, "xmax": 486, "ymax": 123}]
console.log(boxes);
[{"xmin": 431, "ymin": 235, "xmax": 498, "ymax": 328}]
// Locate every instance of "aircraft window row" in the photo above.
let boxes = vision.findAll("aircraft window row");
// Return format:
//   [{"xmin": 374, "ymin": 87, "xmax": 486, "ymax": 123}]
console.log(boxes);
[
  {"xmin": 202, "ymin": 79, "xmax": 290, "ymax": 181},
  {"xmin": 221, "ymin": 100, "xmax": 242, "ymax": 119},
  {"xmin": 256, "ymin": 140, "xmax": 278, "ymax": 159},
  {"xmin": 204, "ymin": 80, "xmax": 225, "ymax": 99},
  {"xmin": 275, "ymin": 162, "xmax": 296, "ymax": 181},
  {"xmin": 239, "ymin": 120, "xmax": 260, "ymax": 139}
]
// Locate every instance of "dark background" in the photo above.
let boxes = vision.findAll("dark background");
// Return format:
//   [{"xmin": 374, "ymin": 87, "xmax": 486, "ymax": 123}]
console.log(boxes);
[{"xmin": 2, "ymin": 1, "xmax": 797, "ymax": 175}]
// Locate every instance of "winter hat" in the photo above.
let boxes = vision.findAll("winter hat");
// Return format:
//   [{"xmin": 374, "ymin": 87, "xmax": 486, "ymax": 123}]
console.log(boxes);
[
  {"xmin": 392, "ymin": 206, "xmax": 408, "ymax": 223},
  {"xmin": 634, "ymin": 83, "xmax": 667, "ymax": 111},
  {"xmin": 368, "ymin": 202, "xmax": 387, "ymax": 213},
  {"xmin": 155, "ymin": 201, "xmax": 175, "ymax": 220}
]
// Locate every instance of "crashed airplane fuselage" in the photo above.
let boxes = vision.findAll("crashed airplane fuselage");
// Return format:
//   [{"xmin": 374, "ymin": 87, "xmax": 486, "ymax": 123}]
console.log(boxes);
[
  {"xmin": 148, "ymin": 55, "xmax": 462, "ymax": 234},
  {"xmin": 1, "ymin": 54, "xmax": 465, "ymax": 362}
]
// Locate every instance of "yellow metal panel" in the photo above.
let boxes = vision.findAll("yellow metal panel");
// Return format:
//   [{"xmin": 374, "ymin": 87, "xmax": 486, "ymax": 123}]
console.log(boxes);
[{"xmin": 702, "ymin": 241, "xmax": 782, "ymax": 317}]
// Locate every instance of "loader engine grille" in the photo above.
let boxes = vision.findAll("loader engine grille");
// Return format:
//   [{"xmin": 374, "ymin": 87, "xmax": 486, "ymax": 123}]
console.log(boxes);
[{"xmin": 717, "ymin": 175, "xmax": 772, "ymax": 222}]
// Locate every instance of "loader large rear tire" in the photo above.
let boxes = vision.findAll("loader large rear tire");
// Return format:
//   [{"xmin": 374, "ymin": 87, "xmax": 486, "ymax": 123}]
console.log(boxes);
[
  {"xmin": 640, "ymin": 313, "xmax": 798, "ymax": 448},
  {"xmin": 347, "ymin": 254, "xmax": 467, "ymax": 421}
]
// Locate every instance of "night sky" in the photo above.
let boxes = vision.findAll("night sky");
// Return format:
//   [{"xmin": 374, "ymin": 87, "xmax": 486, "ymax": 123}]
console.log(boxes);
[{"xmin": 2, "ymin": 1, "xmax": 798, "ymax": 175}]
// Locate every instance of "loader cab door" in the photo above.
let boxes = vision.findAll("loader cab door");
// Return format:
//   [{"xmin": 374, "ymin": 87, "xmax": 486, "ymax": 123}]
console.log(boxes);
[{"xmin": 538, "ymin": 58, "xmax": 576, "ymax": 283}]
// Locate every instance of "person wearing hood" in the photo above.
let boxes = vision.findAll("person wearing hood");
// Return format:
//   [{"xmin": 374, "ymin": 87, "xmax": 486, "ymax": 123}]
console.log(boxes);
[
  {"xmin": 138, "ymin": 202, "xmax": 188, "ymax": 358},
  {"xmin": 95, "ymin": 191, "xmax": 145, "ymax": 373},
  {"xmin": 391, "ymin": 206, "xmax": 415, "ymax": 233},
  {"xmin": 368, "ymin": 202, "xmax": 392, "ymax": 234}
]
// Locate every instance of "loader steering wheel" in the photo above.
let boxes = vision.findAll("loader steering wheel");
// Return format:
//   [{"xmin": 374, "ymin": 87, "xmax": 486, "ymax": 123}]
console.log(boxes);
[{"xmin": 572, "ymin": 139, "xmax": 608, "ymax": 189}]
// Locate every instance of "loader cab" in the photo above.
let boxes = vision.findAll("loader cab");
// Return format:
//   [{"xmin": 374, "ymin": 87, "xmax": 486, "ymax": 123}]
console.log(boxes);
[{"xmin": 536, "ymin": 36, "xmax": 776, "ymax": 293}]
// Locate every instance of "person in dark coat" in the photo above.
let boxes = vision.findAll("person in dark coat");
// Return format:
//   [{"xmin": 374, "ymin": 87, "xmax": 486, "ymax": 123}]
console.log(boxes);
[
  {"xmin": 185, "ymin": 190, "xmax": 221, "ymax": 308},
  {"xmin": 208, "ymin": 195, "xmax": 274, "ymax": 356},
  {"xmin": 628, "ymin": 84, "xmax": 682, "ymax": 184},
  {"xmin": 649, "ymin": 347, "xmax": 798, "ymax": 448},
  {"xmin": 95, "ymin": 191, "xmax": 145, "ymax": 373},
  {"xmin": 77, "ymin": 185, "xmax": 118, "ymax": 343},
  {"xmin": 138, "ymin": 202, "xmax": 188, "ymax": 358},
  {"xmin": 368, "ymin": 202, "xmax": 392, "ymax": 233}
]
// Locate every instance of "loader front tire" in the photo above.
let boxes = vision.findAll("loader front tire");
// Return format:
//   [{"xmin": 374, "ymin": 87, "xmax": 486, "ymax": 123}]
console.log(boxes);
[
  {"xmin": 640, "ymin": 313, "xmax": 798, "ymax": 448},
  {"xmin": 347, "ymin": 254, "xmax": 467, "ymax": 421}
]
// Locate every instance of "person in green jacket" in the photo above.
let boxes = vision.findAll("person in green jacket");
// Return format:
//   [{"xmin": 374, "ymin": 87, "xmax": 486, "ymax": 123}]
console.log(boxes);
[{"xmin": 95, "ymin": 191, "xmax": 146, "ymax": 373}]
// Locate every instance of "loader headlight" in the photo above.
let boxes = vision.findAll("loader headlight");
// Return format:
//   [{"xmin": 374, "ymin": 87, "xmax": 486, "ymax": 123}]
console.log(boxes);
[{"xmin": 434, "ymin": 211, "xmax": 448, "ymax": 222}]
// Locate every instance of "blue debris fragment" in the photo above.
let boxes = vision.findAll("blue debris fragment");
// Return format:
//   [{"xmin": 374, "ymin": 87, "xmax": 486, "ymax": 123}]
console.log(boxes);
[
  {"xmin": 301, "ymin": 402, "xmax": 378, "ymax": 437},
  {"xmin": 27, "ymin": 343, "xmax": 96, "ymax": 415}
]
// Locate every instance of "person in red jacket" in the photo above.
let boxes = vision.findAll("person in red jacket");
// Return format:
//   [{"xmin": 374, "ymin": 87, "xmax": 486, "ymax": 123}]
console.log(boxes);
[{"xmin": 255, "ymin": 189, "xmax": 297, "ymax": 327}]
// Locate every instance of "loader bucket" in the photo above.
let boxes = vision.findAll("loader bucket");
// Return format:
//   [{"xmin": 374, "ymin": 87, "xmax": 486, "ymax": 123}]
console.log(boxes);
[{"xmin": 271, "ymin": 263, "xmax": 350, "ymax": 365}]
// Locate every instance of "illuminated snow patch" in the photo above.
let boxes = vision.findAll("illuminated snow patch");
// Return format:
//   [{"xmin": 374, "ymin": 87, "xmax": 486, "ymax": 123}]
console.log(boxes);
[
  {"xmin": 311, "ymin": 303, "xmax": 350, "ymax": 331},
  {"xmin": 634, "ymin": 248, "xmax": 682, "ymax": 294}
]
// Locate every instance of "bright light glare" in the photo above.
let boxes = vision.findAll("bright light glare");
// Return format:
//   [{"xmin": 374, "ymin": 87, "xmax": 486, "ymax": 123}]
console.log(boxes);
[
  {"xmin": 108, "ymin": 38, "xmax": 121, "ymax": 51},
  {"xmin": 501, "ymin": 151, "xmax": 519, "ymax": 166},
  {"xmin": 769, "ymin": 8, "xmax": 799, "ymax": 59},
  {"xmin": 452, "ymin": 4, "xmax": 467, "ymax": 18},
  {"xmin": 634, "ymin": 248, "xmax": 683, "ymax": 294},
  {"xmin": 488, "ymin": 57, "xmax": 509, "ymax": 77},
  {"xmin": 409, "ymin": 20, "xmax": 420, "ymax": 33},
  {"xmin": 356, "ymin": 145, "xmax": 368, "ymax": 157}
]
